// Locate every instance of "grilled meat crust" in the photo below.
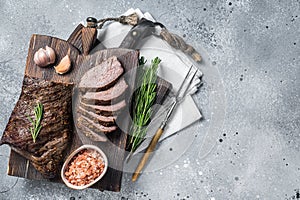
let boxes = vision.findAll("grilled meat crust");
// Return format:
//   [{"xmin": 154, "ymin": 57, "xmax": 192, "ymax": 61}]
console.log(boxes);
[{"xmin": 0, "ymin": 76, "xmax": 73, "ymax": 178}]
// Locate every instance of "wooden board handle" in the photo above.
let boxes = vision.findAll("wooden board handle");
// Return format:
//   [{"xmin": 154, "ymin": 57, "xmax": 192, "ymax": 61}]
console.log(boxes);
[
  {"xmin": 132, "ymin": 127, "xmax": 164, "ymax": 182},
  {"xmin": 67, "ymin": 24, "xmax": 84, "ymax": 53},
  {"xmin": 67, "ymin": 24, "xmax": 98, "ymax": 55},
  {"xmin": 82, "ymin": 27, "xmax": 97, "ymax": 55}
]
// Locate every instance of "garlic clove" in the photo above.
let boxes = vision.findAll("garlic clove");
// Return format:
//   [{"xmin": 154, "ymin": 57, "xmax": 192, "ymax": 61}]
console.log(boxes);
[
  {"xmin": 33, "ymin": 48, "xmax": 42, "ymax": 66},
  {"xmin": 54, "ymin": 55, "xmax": 71, "ymax": 75},
  {"xmin": 34, "ymin": 46, "xmax": 56, "ymax": 67},
  {"xmin": 34, "ymin": 48, "xmax": 47, "ymax": 67},
  {"xmin": 45, "ymin": 46, "xmax": 56, "ymax": 64}
]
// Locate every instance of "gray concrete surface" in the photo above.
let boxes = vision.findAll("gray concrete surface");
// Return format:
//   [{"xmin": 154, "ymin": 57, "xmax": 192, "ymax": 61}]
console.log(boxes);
[{"xmin": 0, "ymin": 0, "xmax": 299, "ymax": 199}]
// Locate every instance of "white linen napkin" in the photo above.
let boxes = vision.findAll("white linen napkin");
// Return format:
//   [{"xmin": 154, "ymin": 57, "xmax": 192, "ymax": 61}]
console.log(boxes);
[{"xmin": 94, "ymin": 8, "xmax": 202, "ymax": 154}]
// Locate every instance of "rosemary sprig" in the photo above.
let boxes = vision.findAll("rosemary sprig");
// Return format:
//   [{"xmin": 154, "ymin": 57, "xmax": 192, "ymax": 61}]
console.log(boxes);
[
  {"xmin": 27, "ymin": 102, "xmax": 43, "ymax": 143},
  {"xmin": 129, "ymin": 56, "xmax": 161, "ymax": 153}
]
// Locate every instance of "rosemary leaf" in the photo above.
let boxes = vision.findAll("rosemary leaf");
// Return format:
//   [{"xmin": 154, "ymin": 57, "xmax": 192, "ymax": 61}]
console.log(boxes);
[
  {"xmin": 128, "ymin": 56, "xmax": 161, "ymax": 153},
  {"xmin": 28, "ymin": 102, "xmax": 44, "ymax": 143}
]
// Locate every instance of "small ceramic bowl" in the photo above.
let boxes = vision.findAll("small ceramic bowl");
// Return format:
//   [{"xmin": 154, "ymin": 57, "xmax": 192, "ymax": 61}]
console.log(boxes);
[{"xmin": 61, "ymin": 144, "xmax": 108, "ymax": 190}]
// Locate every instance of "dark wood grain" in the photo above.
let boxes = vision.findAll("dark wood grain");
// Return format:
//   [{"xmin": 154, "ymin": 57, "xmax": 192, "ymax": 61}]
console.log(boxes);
[
  {"xmin": 155, "ymin": 78, "xmax": 172, "ymax": 105},
  {"xmin": 82, "ymin": 27, "xmax": 97, "ymax": 55},
  {"xmin": 67, "ymin": 24, "xmax": 84, "ymax": 53},
  {"xmin": 25, "ymin": 34, "xmax": 81, "ymax": 84},
  {"xmin": 73, "ymin": 49, "xmax": 140, "ymax": 191},
  {"xmin": 5, "ymin": 25, "xmax": 172, "ymax": 192},
  {"xmin": 67, "ymin": 24, "xmax": 98, "ymax": 56}
]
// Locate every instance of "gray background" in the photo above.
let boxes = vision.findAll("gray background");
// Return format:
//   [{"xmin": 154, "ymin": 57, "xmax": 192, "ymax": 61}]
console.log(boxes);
[{"xmin": 0, "ymin": 0, "xmax": 299, "ymax": 199}]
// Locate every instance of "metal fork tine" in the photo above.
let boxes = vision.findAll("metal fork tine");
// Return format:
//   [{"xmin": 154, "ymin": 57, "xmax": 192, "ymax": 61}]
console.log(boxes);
[
  {"xmin": 177, "ymin": 68, "xmax": 198, "ymax": 101},
  {"xmin": 176, "ymin": 67, "xmax": 198, "ymax": 101},
  {"xmin": 175, "ymin": 65, "xmax": 194, "ymax": 99}
]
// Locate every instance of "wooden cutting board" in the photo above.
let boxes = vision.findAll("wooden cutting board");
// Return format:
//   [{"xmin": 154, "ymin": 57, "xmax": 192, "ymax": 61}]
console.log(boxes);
[{"xmin": 5, "ymin": 24, "xmax": 171, "ymax": 191}]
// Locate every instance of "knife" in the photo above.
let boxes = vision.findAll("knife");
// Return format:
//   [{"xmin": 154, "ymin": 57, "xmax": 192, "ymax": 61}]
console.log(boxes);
[{"xmin": 119, "ymin": 18, "xmax": 156, "ymax": 49}]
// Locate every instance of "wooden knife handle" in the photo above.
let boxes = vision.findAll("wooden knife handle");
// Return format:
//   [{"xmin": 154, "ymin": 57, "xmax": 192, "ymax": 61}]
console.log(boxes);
[{"xmin": 132, "ymin": 127, "xmax": 164, "ymax": 182}]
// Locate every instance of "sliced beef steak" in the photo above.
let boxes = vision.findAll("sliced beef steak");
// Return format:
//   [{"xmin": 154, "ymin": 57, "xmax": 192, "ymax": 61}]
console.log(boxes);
[
  {"xmin": 80, "ymin": 100, "xmax": 126, "ymax": 116},
  {"xmin": 0, "ymin": 76, "xmax": 73, "ymax": 178},
  {"xmin": 77, "ymin": 106, "xmax": 116, "ymax": 126},
  {"xmin": 78, "ymin": 56, "xmax": 124, "ymax": 92},
  {"xmin": 76, "ymin": 121, "xmax": 108, "ymax": 142},
  {"xmin": 81, "ymin": 77, "xmax": 128, "ymax": 105},
  {"xmin": 77, "ymin": 115, "xmax": 117, "ymax": 134}
]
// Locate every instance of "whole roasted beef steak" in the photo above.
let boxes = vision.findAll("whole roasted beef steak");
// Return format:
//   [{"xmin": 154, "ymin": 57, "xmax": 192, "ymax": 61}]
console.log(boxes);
[{"xmin": 0, "ymin": 76, "xmax": 73, "ymax": 178}]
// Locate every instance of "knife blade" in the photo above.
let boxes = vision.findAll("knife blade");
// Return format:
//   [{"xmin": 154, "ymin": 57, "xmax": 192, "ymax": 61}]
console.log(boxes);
[{"xmin": 119, "ymin": 18, "xmax": 156, "ymax": 49}]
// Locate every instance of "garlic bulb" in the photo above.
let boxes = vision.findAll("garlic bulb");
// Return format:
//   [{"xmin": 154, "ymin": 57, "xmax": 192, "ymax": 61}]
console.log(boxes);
[{"xmin": 34, "ymin": 46, "xmax": 56, "ymax": 67}]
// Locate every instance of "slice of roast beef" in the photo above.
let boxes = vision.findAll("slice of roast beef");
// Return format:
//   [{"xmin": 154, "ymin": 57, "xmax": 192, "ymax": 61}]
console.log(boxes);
[
  {"xmin": 0, "ymin": 76, "xmax": 73, "ymax": 178},
  {"xmin": 76, "ymin": 121, "xmax": 108, "ymax": 142},
  {"xmin": 78, "ymin": 56, "xmax": 124, "ymax": 92},
  {"xmin": 81, "ymin": 77, "xmax": 128, "ymax": 105},
  {"xmin": 77, "ymin": 115, "xmax": 117, "ymax": 134},
  {"xmin": 77, "ymin": 106, "xmax": 116, "ymax": 126},
  {"xmin": 80, "ymin": 100, "xmax": 126, "ymax": 116}
]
